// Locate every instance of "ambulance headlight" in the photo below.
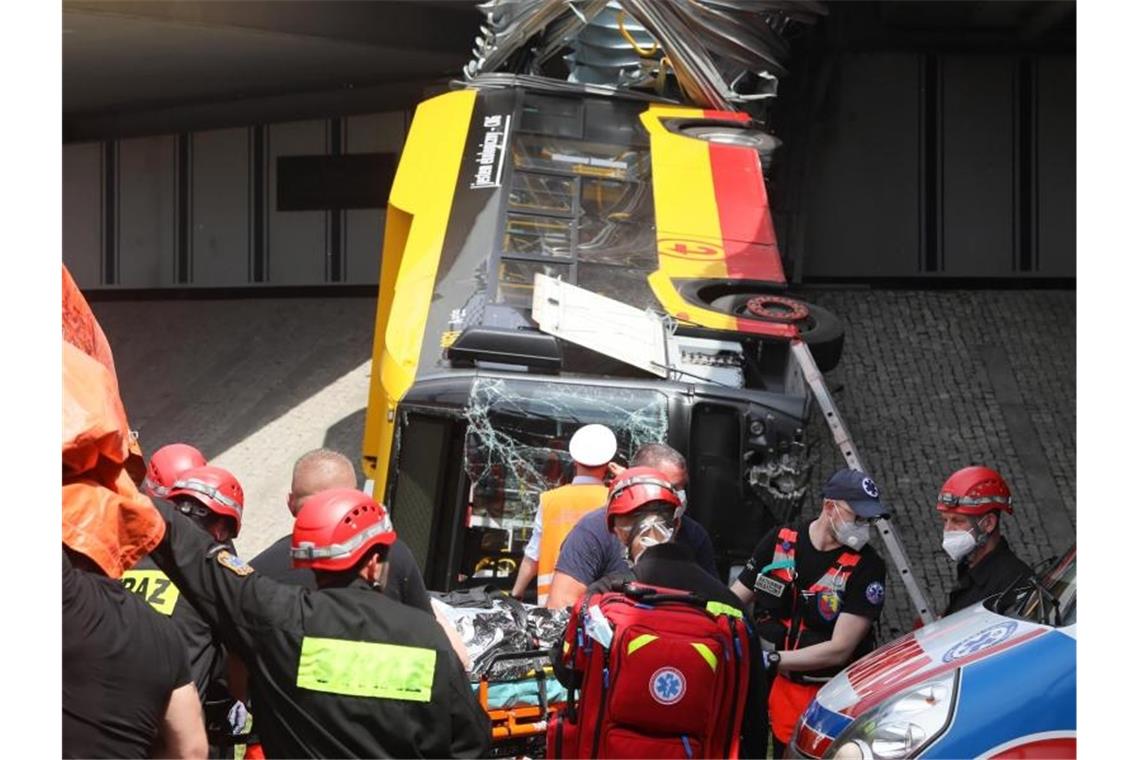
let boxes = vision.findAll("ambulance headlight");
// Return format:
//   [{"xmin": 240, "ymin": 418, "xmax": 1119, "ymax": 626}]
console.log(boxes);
[{"xmin": 823, "ymin": 671, "xmax": 957, "ymax": 759}]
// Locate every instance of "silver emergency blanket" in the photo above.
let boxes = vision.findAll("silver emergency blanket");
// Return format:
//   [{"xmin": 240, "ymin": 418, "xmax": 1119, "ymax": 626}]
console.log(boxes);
[{"xmin": 434, "ymin": 587, "xmax": 571, "ymax": 678}]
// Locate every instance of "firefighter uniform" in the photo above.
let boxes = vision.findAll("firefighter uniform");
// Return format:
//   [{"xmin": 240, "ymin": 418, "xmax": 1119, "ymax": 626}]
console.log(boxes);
[
  {"xmin": 148, "ymin": 497, "xmax": 491, "ymax": 758},
  {"xmin": 737, "ymin": 520, "xmax": 887, "ymax": 748},
  {"xmin": 121, "ymin": 554, "xmax": 240, "ymax": 754}
]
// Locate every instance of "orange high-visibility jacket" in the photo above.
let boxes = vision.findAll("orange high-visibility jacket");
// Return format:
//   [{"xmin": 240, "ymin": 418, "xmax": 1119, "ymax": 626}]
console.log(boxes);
[{"xmin": 536, "ymin": 483, "xmax": 608, "ymax": 604}]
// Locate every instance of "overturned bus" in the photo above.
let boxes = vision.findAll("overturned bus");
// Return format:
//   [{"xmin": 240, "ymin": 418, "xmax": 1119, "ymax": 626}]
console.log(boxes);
[{"xmin": 361, "ymin": 77, "xmax": 846, "ymax": 590}]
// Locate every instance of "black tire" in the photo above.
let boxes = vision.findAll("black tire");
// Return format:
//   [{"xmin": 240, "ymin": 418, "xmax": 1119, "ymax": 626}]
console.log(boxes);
[{"xmin": 708, "ymin": 293, "xmax": 845, "ymax": 372}]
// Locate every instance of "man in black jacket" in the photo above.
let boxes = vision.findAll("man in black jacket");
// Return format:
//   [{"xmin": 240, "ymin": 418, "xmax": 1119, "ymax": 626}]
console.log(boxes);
[
  {"xmin": 64, "ymin": 548, "xmax": 206, "ymax": 759},
  {"xmin": 150, "ymin": 486, "xmax": 490, "ymax": 758},
  {"xmin": 126, "ymin": 463, "xmax": 248, "ymax": 756},
  {"xmin": 249, "ymin": 448, "xmax": 431, "ymax": 612},
  {"xmin": 936, "ymin": 465, "xmax": 1033, "ymax": 616}
]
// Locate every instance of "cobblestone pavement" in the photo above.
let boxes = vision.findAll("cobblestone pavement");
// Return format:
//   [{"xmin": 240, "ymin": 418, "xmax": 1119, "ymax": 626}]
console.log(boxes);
[
  {"xmin": 93, "ymin": 288, "xmax": 1075, "ymax": 638},
  {"xmin": 797, "ymin": 288, "xmax": 1076, "ymax": 638}
]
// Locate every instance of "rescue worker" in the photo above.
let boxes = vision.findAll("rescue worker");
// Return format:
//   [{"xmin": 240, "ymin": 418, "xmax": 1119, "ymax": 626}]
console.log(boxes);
[
  {"xmin": 546, "ymin": 442, "xmax": 716, "ymax": 609},
  {"xmin": 149, "ymin": 487, "xmax": 491, "ymax": 757},
  {"xmin": 732, "ymin": 468, "xmax": 889, "ymax": 758},
  {"xmin": 122, "ymin": 464, "xmax": 248, "ymax": 757},
  {"xmin": 552, "ymin": 467, "xmax": 768, "ymax": 756},
  {"xmin": 142, "ymin": 442, "xmax": 207, "ymax": 499},
  {"xmin": 249, "ymin": 448, "xmax": 431, "ymax": 612},
  {"xmin": 246, "ymin": 449, "xmax": 472, "ymax": 669},
  {"xmin": 64, "ymin": 547, "xmax": 207, "ymax": 759},
  {"xmin": 937, "ymin": 465, "xmax": 1032, "ymax": 616},
  {"xmin": 511, "ymin": 423, "xmax": 616, "ymax": 603}
]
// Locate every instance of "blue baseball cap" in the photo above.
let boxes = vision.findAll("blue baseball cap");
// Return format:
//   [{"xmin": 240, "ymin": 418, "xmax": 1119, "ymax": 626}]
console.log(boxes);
[{"xmin": 822, "ymin": 468, "xmax": 889, "ymax": 519}]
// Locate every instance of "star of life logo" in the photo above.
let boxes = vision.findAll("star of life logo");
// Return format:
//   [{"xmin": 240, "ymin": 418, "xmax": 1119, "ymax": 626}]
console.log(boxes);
[
  {"xmin": 942, "ymin": 621, "xmax": 1017, "ymax": 663},
  {"xmin": 649, "ymin": 666, "xmax": 686, "ymax": 705},
  {"xmin": 862, "ymin": 478, "xmax": 879, "ymax": 498}
]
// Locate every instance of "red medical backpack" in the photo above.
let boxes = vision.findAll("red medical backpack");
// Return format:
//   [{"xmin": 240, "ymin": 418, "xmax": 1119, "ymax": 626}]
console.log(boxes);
[{"xmin": 547, "ymin": 582, "xmax": 751, "ymax": 759}]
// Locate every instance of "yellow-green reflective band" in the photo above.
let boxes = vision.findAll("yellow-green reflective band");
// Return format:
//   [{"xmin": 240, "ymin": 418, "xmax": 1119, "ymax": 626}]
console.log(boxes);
[
  {"xmin": 120, "ymin": 569, "xmax": 180, "ymax": 616},
  {"xmin": 628, "ymin": 633, "xmax": 658, "ymax": 656},
  {"xmin": 706, "ymin": 601, "xmax": 743, "ymax": 619},
  {"xmin": 296, "ymin": 637, "xmax": 436, "ymax": 701},
  {"xmin": 691, "ymin": 642, "xmax": 718, "ymax": 673}
]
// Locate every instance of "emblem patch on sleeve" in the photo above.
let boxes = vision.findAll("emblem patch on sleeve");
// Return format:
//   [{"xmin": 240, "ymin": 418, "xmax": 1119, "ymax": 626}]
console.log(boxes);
[
  {"xmin": 752, "ymin": 574, "xmax": 787, "ymax": 599},
  {"xmin": 217, "ymin": 550, "xmax": 255, "ymax": 576},
  {"xmin": 865, "ymin": 581, "xmax": 885, "ymax": 606}
]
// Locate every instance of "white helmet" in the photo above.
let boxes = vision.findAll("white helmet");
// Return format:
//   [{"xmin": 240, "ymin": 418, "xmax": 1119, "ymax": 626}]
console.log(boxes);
[{"xmin": 568, "ymin": 424, "xmax": 617, "ymax": 467}]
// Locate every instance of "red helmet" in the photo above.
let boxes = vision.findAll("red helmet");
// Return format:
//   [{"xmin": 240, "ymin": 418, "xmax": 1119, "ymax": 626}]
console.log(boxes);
[
  {"xmin": 291, "ymin": 488, "xmax": 397, "ymax": 572},
  {"xmin": 167, "ymin": 465, "xmax": 245, "ymax": 533},
  {"xmin": 936, "ymin": 466, "xmax": 1013, "ymax": 516},
  {"xmin": 605, "ymin": 466, "xmax": 682, "ymax": 533},
  {"xmin": 144, "ymin": 443, "xmax": 206, "ymax": 498}
]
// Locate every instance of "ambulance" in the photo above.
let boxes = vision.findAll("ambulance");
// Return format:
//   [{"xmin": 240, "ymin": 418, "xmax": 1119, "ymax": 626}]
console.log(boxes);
[{"xmin": 790, "ymin": 547, "xmax": 1076, "ymax": 759}]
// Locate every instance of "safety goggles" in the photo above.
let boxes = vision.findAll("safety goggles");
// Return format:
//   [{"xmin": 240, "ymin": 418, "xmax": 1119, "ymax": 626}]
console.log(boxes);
[
  {"xmin": 936, "ymin": 492, "xmax": 1010, "ymax": 508},
  {"xmin": 171, "ymin": 477, "xmax": 244, "ymax": 518},
  {"xmin": 291, "ymin": 517, "xmax": 394, "ymax": 563}
]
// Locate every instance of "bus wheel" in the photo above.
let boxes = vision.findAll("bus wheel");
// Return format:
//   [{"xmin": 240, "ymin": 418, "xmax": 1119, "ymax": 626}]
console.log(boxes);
[{"xmin": 708, "ymin": 293, "xmax": 845, "ymax": 372}]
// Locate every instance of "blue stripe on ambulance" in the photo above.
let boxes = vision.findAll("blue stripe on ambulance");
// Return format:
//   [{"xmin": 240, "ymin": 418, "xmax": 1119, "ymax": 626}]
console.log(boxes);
[
  {"xmin": 799, "ymin": 700, "xmax": 853, "ymax": 741},
  {"xmin": 923, "ymin": 629, "xmax": 1075, "ymax": 758}
]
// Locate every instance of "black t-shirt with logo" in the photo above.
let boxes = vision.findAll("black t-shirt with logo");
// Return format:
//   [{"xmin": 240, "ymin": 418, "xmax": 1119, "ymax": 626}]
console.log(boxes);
[
  {"xmin": 123, "ymin": 553, "xmax": 229, "ymax": 703},
  {"xmin": 63, "ymin": 549, "xmax": 193, "ymax": 759},
  {"xmin": 738, "ymin": 520, "xmax": 888, "ymax": 630}
]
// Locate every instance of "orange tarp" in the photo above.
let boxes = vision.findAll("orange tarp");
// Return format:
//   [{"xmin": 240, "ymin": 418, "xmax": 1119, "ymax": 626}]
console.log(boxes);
[{"xmin": 62, "ymin": 266, "xmax": 162, "ymax": 577}]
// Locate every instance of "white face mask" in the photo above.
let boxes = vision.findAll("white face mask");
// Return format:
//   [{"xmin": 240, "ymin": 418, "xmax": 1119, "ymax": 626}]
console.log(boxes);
[
  {"xmin": 829, "ymin": 511, "xmax": 870, "ymax": 550},
  {"xmin": 942, "ymin": 517, "xmax": 990, "ymax": 561},
  {"xmin": 941, "ymin": 530, "xmax": 979, "ymax": 561}
]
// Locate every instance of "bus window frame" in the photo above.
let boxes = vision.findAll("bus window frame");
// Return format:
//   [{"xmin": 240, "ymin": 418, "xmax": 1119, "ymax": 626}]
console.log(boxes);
[{"xmin": 490, "ymin": 90, "xmax": 655, "ymax": 311}]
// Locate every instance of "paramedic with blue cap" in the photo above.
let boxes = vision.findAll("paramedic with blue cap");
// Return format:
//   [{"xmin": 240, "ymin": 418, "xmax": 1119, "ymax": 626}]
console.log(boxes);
[{"xmin": 732, "ymin": 468, "xmax": 890, "ymax": 758}]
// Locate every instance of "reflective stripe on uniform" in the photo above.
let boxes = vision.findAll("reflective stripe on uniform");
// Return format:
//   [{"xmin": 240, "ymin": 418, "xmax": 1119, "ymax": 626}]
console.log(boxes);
[
  {"xmin": 295, "ymin": 637, "xmax": 437, "ymax": 702},
  {"xmin": 770, "ymin": 527, "xmax": 798, "ymax": 582},
  {"xmin": 120, "ymin": 568, "xmax": 181, "ymax": 615}
]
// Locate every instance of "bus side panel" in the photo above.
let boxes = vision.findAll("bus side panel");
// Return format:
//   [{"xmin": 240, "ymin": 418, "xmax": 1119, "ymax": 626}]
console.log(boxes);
[
  {"xmin": 361, "ymin": 90, "xmax": 478, "ymax": 493},
  {"xmin": 641, "ymin": 106, "xmax": 794, "ymax": 339}
]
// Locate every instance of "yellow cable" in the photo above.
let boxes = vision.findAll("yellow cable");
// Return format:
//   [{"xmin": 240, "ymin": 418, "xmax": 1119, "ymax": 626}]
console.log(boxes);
[
  {"xmin": 616, "ymin": 10, "xmax": 658, "ymax": 57},
  {"xmin": 656, "ymin": 55, "xmax": 672, "ymax": 95}
]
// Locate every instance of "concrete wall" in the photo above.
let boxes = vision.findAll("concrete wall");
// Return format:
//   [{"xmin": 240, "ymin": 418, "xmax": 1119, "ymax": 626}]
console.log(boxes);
[
  {"xmin": 799, "ymin": 52, "xmax": 1074, "ymax": 280},
  {"xmin": 63, "ymin": 112, "xmax": 408, "ymax": 290}
]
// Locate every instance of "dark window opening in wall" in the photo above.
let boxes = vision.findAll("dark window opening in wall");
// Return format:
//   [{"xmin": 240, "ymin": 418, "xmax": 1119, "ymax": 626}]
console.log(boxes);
[{"xmin": 276, "ymin": 153, "xmax": 395, "ymax": 211}]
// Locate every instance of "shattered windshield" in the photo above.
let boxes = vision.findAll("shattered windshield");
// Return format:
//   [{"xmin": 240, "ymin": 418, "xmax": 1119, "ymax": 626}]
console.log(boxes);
[{"xmin": 463, "ymin": 377, "xmax": 668, "ymax": 528}]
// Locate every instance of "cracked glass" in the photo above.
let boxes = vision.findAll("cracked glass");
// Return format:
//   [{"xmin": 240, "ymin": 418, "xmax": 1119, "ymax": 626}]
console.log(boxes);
[{"xmin": 462, "ymin": 377, "xmax": 668, "ymax": 531}]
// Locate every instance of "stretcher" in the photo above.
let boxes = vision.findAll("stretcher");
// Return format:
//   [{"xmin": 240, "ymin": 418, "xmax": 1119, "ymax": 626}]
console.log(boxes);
[{"xmin": 474, "ymin": 650, "xmax": 568, "ymax": 758}]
